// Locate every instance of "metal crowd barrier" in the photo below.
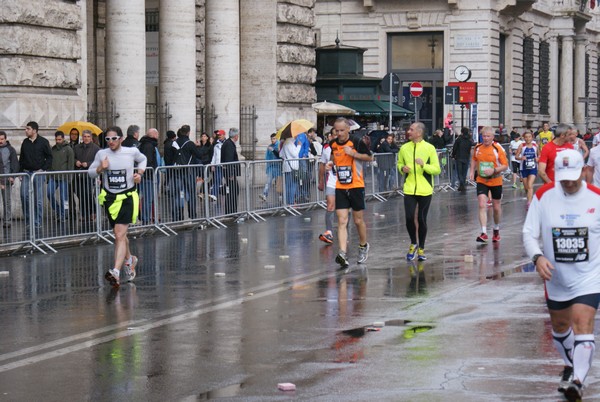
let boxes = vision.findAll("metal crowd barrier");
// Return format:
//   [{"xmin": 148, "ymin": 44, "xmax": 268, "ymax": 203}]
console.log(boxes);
[{"xmin": 1, "ymin": 148, "xmax": 477, "ymax": 256}]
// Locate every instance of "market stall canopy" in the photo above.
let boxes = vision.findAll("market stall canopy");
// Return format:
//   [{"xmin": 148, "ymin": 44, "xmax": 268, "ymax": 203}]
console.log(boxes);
[
  {"xmin": 311, "ymin": 101, "xmax": 355, "ymax": 115},
  {"xmin": 331, "ymin": 100, "xmax": 413, "ymax": 117}
]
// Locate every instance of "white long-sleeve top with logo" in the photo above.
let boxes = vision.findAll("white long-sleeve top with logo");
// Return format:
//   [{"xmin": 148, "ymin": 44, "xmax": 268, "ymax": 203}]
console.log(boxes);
[
  {"xmin": 523, "ymin": 181, "xmax": 600, "ymax": 301},
  {"xmin": 88, "ymin": 146, "xmax": 147, "ymax": 194}
]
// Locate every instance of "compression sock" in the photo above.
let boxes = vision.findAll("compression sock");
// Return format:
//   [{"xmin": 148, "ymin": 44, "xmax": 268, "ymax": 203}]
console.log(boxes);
[
  {"xmin": 552, "ymin": 328, "xmax": 574, "ymax": 366},
  {"xmin": 572, "ymin": 334, "xmax": 595, "ymax": 383}
]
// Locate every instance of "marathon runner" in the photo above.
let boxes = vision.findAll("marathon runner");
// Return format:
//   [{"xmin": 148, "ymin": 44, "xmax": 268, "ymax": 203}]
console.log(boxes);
[
  {"xmin": 523, "ymin": 149, "xmax": 600, "ymax": 401},
  {"xmin": 89, "ymin": 126, "xmax": 147, "ymax": 288},
  {"xmin": 327, "ymin": 117, "xmax": 373, "ymax": 268}
]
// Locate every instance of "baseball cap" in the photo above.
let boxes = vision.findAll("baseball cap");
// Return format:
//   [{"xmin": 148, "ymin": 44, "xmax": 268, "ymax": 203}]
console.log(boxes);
[
  {"xmin": 554, "ymin": 149, "xmax": 584, "ymax": 182},
  {"xmin": 217, "ymin": 129, "xmax": 226, "ymax": 136}
]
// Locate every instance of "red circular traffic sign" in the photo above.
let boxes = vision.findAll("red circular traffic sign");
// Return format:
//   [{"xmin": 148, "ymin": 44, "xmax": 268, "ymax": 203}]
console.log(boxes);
[{"xmin": 409, "ymin": 82, "xmax": 423, "ymax": 97}]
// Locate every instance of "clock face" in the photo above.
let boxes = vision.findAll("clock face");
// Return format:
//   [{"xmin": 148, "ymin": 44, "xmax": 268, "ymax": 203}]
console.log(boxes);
[{"xmin": 454, "ymin": 65, "xmax": 471, "ymax": 82}]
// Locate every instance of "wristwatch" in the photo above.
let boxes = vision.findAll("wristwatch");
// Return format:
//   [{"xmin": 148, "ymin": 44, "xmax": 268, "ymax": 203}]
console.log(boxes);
[{"xmin": 532, "ymin": 254, "xmax": 543, "ymax": 264}]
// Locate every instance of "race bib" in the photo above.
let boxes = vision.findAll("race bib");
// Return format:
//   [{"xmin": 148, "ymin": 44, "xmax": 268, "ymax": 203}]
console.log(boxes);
[
  {"xmin": 552, "ymin": 227, "xmax": 589, "ymax": 262},
  {"xmin": 337, "ymin": 166, "xmax": 353, "ymax": 184},
  {"xmin": 107, "ymin": 169, "xmax": 127, "ymax": 190},
  {"xmin": 525, "ymin": 159, "xmax": 535, "ymax": 169},
  {"xmin": 479, "ymin": 161, "xmax": 494, "ymax": 178}
]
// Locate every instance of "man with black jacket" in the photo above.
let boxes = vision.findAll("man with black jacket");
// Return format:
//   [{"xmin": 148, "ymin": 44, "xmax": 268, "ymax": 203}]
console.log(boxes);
[
  {"xmin": 19, "ymin": 121, "xmax": 52, "ymax": 231},
  {"xmin": 451, "ymin": 127, "xmax": 474, "ymax": 192},
  {"xmin": 138, "ymin": 128, "xmax": 159, "ymax": 224},
  {"xmin": 220, "ymin": 128, "xmax": 240, "ymax": 214},
  {"xmin": 0, "ymin": 131, "xmax": 19, "ymax": 227},
  {"xmin": 172, "ymin": 125, "xmax": 203, "ymax": 220},
  {"xmin": 74, "ymin": 130, "xmax": 100, "ymax": 225},
  {"xmin": 122, "ymin": 125, "xmax": 140, "ymax": 148}
]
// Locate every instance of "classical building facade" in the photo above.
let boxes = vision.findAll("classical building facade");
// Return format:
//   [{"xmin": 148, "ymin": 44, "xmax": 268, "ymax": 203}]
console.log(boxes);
[
  {"xmin": 3, "ymin": 0, "xmax": 600, "ymax": 152},
  {"xmin": 0, "ymin": 0, "xmax": 317, "ymax": 152},
  {"xmin": 315, "ymin": 0, "xmax": 600, "ymax": 134}
]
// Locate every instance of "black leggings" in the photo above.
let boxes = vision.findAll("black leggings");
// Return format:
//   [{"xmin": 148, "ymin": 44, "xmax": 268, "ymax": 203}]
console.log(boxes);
[{"xmin": 404, "ymin": 194, "xmax": 433, "ymax": 248}]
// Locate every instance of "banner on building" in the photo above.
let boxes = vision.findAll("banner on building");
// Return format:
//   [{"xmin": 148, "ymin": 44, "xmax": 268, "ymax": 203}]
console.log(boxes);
[{"xmin": 146, "ymin": 32, "xmax": 159, "ymax": 86}]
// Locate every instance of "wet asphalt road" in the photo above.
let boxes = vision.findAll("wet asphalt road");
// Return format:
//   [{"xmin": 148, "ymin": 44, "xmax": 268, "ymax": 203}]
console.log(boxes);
[{"xmin": 0, "ymin": 186, "xmax": 597, "ymax": 401}]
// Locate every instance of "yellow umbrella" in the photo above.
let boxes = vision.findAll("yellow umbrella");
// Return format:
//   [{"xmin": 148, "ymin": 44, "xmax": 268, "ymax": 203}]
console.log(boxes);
[
  {"xmin": 56, "ymin": 121, "xmax": 103, "ymax": 136},
  {"xmin": 276, "ymin": 119, "xmax": 313, "ymax": 141}
]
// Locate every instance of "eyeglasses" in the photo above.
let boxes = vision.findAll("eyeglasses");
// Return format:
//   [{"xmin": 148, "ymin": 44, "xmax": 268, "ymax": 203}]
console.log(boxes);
[{"xmin": 106, "ymin": 136, "xmax": 120, "ymax": 142}]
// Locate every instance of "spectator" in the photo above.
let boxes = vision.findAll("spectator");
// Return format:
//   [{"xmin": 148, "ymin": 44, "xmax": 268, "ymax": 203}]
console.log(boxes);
[
  {"xmin": 172, "ymin": 124, "xmax": 203, "ymax": 220},
  {"xmin": 19, "ymin": 121, "xmax": 52, "ymax": 232},
  {"xmin": 259, "ymin": 133, "xmax": 281, "ymax": 202},
  {"xmin": 163, "ymin": 130, "xmax": 177, "ymax": 166},
  {"xmin": 221, "ymin": 128, "xmax": 241, "ymax": 214},
  {"xmin": 451, "ymin": 127, "xmax": 474, "ymax": 192},
  {"xmin": 375, "ymin": 133, "xmax": 399, "ymax": 192},
  {"xmin": 209, "ymin": 129, "xmax": 226, "ymax": 202},
  {"xmin": 308, "ymin": 128, "xmax": 323, "ymax": 155},
  {"xmin": 69, "ymin": 128, "xmax": 80, "ymax": 149},
  {"xmin": 197, "ymin": 132, "xmax": 213, "ymax": 165},
  {"xmin": 122, "ymin": 124, "xmax": 140, "ymax": 148},
  {"xmin": 280, "ymin": 136, "xmax": 301, "ymax": 205},
  {"xmin": 429, "ymin": 129, "xmax": 446, "ymax": 150},
  {"xmin": 197, "ymin": 132, "xmax": 213, "ymax": 200},
  {"xmin": 0, "ymin": 131, "xmax": 19, "ymax": 227},
  {"xmin": 296, "ymin": 132, "xmax": 313, "ymax": 203},
  {"xmin": 74, "ymin": 130, "xmax": 101, "ymax": 226},
  {"xmin": 47, "ymin": 131, "xmax": 74, "ymax": 222},
  {"xmin": 138, "ymin": 128, "xmax": 160, "ymax": 224}
]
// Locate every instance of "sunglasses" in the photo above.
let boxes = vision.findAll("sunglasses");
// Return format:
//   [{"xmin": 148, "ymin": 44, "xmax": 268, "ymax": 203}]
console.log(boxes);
[{"xmin": 106, "ymin": 136, "xmax": 121, "ymax": 142}]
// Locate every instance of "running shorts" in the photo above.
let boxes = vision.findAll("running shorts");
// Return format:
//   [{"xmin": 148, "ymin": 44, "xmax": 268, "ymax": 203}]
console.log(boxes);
[
  {"xmin": 476, "ymin": 182, "xmax": 503, "ymax": 200},
  {"xmin": 98, "ymin": 188, "xmax": 139, "ymax": 227},
  {"xmin": 335, "ymin": 187, "xmax": 365, "ymax": 211}
]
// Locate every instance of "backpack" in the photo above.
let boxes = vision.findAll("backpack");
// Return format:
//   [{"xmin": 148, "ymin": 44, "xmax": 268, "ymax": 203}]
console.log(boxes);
[{"xmin": 172, "ymin": 139, "xmax": 192, "ymax": 165}]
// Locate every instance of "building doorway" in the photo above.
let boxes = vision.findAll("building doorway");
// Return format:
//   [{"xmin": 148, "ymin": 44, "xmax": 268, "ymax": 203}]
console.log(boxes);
[{"xmin": 388, "ymin": 32, "xmax": 444, "ymax": 137}]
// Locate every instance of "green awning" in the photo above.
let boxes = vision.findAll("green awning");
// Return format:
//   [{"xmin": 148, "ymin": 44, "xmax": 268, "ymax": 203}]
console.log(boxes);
[{"xmin": 332, "ymin": 100, "xmax": 413, "ymax": 117}]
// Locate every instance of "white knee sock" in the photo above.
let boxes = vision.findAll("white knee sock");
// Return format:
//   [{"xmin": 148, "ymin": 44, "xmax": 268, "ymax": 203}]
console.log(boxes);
[
  {"xmin": 573, "ymin": 334, "xmax": 595, "ymax": 383},
  {"xmin": 552, "ymin": 328, "xmax": 574, "ymax": 366}
]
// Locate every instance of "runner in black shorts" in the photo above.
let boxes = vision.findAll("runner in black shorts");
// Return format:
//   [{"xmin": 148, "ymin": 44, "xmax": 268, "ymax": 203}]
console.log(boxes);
[
  {"xmin": 89, "ymin": 126, "xmax": 147, "ymax": 288},
  {"xmin": 327, "ymin": 118, "xmax": 373, "ymax": 268}
]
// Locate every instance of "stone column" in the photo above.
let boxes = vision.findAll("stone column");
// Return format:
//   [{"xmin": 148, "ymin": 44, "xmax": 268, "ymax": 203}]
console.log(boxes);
[
  {"xmin": 205, "ymin": 0, "xmax": 240, "ymax": 131},
  {"xmin": 560, "ymin": 36, "xmax": 574, "ymax": 125},
  {"xmin": 574, "ymin": 36, "xmax": 586, "ymax": 131},
  {"xmin": 548, "ymin": 36, "xmax": 559, "ymax": 123},
  {"xmin": 105, "ymin": 0, "xmax": 146, "ymax": 132},
  {"xmin": 159, "ymin": 0, "xmax": 197, "ymax": 138},
  {"xmin": 240, "ymin": 0, "xmax": 277, "ymax": 147}
]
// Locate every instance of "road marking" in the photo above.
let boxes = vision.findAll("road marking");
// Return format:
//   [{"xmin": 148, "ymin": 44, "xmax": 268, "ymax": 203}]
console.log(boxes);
[{"xmin": 0, "ymin": 270, "xmax": 328, "ymax": 373}]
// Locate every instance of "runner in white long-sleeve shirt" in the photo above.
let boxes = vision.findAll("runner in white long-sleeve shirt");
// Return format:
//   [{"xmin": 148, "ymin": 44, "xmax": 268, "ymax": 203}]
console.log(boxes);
[
  {"xmin": 523, "ymin": 149, "xmax": 600, "ymax": 401},
  {"xmin": 89, "ymin": 126, "xmax": 147, "ymax": 288}
]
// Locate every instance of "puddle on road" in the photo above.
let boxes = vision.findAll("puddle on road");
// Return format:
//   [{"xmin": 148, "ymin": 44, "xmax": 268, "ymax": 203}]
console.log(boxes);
[{"xmin": 403, "ymin": 325, "xmax": 434, "ymax": 339}]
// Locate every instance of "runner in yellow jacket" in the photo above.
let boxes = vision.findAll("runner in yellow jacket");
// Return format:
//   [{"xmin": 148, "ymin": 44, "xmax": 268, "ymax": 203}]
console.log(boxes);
[{"xmin": 397, "ymin": 122, "xmax": 441, "ymax": 261}]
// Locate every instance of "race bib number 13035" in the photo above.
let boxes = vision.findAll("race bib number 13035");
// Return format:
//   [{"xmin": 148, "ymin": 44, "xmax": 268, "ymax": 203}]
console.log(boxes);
[{"xmin": 552, "ymin": 227, "xmax": 589, "ymax": 262}]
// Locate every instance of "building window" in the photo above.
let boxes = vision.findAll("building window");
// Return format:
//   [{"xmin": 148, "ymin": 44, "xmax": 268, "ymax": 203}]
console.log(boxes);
[
  {"xmin": 146, "ymin": 9, "xmax": 159, "ymax": 32},
  {"xmin": 389, "ymin": 33, "xmax": 443, "ymax": 70},
  {"xmin": 597, "ymin": 56, "xmax": 600, "ymax": 117},
  {"xmin": 539, "ymin": 41, "xmax": 549, "ymax": 115},
  {"xmin": 586, "ymin": 54, "xmax": 590, "ymax": 98},
  {"xmin": 523, "ymin": 36, "xmax": 534, "ymax": 114}
]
